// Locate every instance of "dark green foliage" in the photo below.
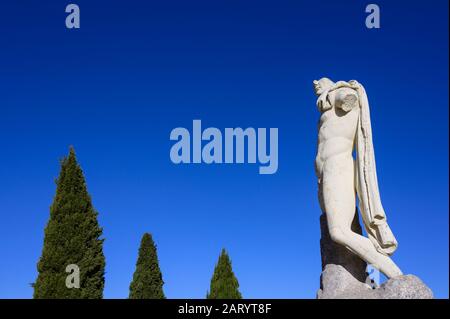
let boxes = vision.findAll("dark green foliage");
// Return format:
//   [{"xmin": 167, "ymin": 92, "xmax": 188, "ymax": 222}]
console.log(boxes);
[
  {"xmin": 207, "ymin": 249, "xmax": 242, "ymax": 299},
  {"xmin": 129, "ymin": 233, "xmax": 165, "ymax": 299},
  {"xmin": 33, "ymin": 147, "xmax": 105, "ymax": 299}
]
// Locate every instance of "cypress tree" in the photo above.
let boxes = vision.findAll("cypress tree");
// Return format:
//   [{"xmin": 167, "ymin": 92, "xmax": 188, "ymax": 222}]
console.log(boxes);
[
  {"xmin": 33, "ymin": 147, "xmax": 105, "ymax": 298},
  {"xmin": 129, "ymin": 233, "xmax": 165, "ymax": 299},
  {"xmin": 207, "ymin": 249, "xmax": 242, "ymax": 299}
]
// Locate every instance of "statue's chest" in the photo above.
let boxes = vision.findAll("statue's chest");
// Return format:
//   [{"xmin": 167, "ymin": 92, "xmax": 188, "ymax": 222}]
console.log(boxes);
[{"xmin": 319, "ymin": 107, "xmax": 359, "ymax": 139}]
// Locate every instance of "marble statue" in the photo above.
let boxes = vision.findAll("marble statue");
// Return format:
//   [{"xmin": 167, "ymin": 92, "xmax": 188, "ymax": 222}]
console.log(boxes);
[{"xmin": 314, "ymin": 77, "xmax": 402, "ymax": 279}]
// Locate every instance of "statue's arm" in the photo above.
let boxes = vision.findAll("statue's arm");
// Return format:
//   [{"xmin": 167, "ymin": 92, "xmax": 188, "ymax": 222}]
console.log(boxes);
[{"xmin": 332, "ymin": 87, "xmax": 359, "ymax": 112}]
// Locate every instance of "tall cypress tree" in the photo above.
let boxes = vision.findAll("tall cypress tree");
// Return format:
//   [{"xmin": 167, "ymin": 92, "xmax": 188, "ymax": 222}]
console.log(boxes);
[
  {"xmin": 207, "ymin": 249, "xmax": 242, "ymax": 299},
  {"xmin": 129, "ymin": 233, "xmax": 165, "ymax": 299},
  {"xmin": 33, "ymin": 147, "xmax": 105, "ymax": 298}
]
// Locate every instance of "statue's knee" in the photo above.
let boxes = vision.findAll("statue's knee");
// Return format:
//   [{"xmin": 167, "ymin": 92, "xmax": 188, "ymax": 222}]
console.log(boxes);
[{"xmin": 329, "ymin": 227, "xmax": 347, "ymax": 245}]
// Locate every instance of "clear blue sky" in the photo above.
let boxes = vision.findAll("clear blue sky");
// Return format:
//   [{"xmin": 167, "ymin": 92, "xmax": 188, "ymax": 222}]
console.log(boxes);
[{"xmin": 0, "ymin": 0, "xmax": 448, "ymax": 298}]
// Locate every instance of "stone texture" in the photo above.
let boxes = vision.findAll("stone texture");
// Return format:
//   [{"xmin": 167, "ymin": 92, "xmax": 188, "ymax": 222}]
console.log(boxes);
[
  {"xmin": 317, "ymin": 264, "xmax": 375, "ymax": 299},
  {"xmin": 377, "ymin": 275, "xmax": 434, "ymax": 299},
  {"xmin": 318, "ymin": 265, "xmax": 433, "ymax": 299}
]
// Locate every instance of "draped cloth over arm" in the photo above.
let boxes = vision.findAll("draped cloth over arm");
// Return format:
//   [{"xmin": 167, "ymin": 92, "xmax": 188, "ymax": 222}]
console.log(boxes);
[
  {"xmin": 318, "ymin": 80, "xmax": 398, "ymax": 256},
  {"xmin": 352, "ymin": 80, "xmax": 398, "ymax": 256}
]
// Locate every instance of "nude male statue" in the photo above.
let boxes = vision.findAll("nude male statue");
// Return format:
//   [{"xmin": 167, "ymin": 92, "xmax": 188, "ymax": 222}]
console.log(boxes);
[{"xmin": 314, "ymin": 77, "xmax": 402, "ymax": 278}]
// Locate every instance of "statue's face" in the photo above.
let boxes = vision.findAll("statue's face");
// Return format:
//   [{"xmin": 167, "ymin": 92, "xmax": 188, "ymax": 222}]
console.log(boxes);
[
  {"xmin": 313, "ymin": 80, "xmax": 323, "ymax": 95},
  {"xmin": 313, "ymin": 78, "xmax": 334, "ymax": 96}
]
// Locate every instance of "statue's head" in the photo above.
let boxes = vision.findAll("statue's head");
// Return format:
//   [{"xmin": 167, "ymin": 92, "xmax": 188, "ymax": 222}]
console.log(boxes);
[{"xmin": 313, "ymin": 78, "xmax": 335, "ymax": 96}]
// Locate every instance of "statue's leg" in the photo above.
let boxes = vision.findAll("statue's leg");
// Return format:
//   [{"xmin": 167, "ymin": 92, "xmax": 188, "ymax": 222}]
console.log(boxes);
[{"xmin": 322, "ymin": 157, "xmax": 402, "ymax": 278}]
